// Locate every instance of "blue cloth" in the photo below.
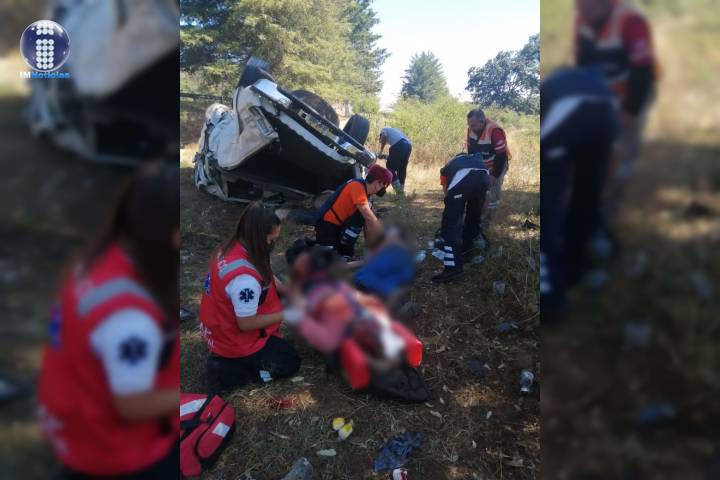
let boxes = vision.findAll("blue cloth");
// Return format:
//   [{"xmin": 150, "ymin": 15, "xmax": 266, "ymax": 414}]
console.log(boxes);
[
  {"xmin": 373, "ymin": 432, "xmax": 422, "ymax": 471},
  {"xmin": 353, "ymin": 245, "xmax": 415, "ymax": 298}
]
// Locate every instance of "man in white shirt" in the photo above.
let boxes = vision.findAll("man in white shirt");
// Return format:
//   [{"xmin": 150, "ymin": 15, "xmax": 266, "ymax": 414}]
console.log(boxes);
[{"xmin": 378, "ymin": 127, "xmax": 412, "ymax": 194}]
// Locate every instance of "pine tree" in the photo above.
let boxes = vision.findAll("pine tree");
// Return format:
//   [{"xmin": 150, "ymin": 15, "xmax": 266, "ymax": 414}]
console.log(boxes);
[{"xmin": 400, "ymin": 51, "xmax": 449, "ymax": 103}]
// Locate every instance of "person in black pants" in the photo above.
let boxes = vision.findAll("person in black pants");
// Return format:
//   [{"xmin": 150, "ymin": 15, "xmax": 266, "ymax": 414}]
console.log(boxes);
[
  {"xmin": 540, "ymin": 66, "xmax": 620, "ymax": 314},
  {"xmin": 432, "ymin": 153, "xmax": 490, "ymax": 283},
  {"xmin": 378, "ymin": 127, "xmax": 412, "ymax": 193}
]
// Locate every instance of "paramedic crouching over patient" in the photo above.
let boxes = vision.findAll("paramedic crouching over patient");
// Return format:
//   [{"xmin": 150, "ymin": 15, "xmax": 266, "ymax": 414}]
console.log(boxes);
[
  {"xmin": 432, "ymin": 153, "xmax": 490, "ymax": 283},
  {"xmin": 200, "ymin": 202, "xmax": 300, "ymax": 395},
  {"xmin": 37, "ymin": 164, "xmax": 180, "ymax": 479},
  {"xmin": 314, "ymin": 164, "xmax": 393, "ymax": 261}
]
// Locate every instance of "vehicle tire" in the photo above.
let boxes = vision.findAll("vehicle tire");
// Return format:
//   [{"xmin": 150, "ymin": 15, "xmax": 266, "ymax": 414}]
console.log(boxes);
[
  {"xmin": 343, "ymin": 114, "xmax": 370, "ymax": 144},
  {"xmin": 292, "ymin": 90, "xmax": 339, "ymax": 126},
  {"xmin": 237, "ymin": 57, "xmax": 274, "ymax": 88}
]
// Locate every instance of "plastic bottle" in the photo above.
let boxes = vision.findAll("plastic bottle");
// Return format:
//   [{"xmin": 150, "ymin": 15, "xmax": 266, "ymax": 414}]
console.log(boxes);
[{"xmin": 520, "ymin": 370, "xmax": 534, "ymax": 395}]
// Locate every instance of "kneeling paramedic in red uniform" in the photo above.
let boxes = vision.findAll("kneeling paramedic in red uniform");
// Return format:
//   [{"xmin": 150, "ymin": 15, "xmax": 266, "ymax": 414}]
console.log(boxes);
[
  {"xmin": 433, "ymin": 153, "xmax": 491, "ymax": 283},
  {"xmin": 283, "ymin": 240, "xmax": 430, "ymax": 402},
  {"xmin": 37, "ymin": 163, "xmax": 180, "ymax": 479},
  {"xmin": 313, "ymin": 164, "xmax": 392, "ymax": 261},
  {"xmin": 200, "ymin": 201, "xmax": 300, "ymax": 394}
]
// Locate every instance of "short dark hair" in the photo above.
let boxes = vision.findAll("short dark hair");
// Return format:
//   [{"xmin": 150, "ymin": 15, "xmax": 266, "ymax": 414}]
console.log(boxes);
[{"xmin": 467, "ymin": 108, "xmax": 485, "ymax": 121}]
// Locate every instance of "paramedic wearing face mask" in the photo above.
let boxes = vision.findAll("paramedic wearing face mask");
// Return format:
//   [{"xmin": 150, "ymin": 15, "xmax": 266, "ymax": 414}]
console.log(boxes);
[
  {"xmin": 313, "ymin": 164, "xmax": 392, "ymax": 261},
  {"xmin": 199, "ymin": 201, "xmax": 300, "ymax": 394},
  {"xmin": 37, "ymin": 164, "xmax": 181, "ymax": 479}
]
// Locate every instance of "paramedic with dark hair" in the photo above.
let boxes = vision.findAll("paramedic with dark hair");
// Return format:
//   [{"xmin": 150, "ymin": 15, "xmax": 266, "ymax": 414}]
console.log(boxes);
[
  {"xmin": 314, "ymin": 164, "xmax": 393, "ymax": 261},
  {"xmin": 200, "ymin": 201, "xmax": 300, "ymax": 394},
  {"xmin": 37, "ymin": 163, "xmax": 180, "ymax": 479}
]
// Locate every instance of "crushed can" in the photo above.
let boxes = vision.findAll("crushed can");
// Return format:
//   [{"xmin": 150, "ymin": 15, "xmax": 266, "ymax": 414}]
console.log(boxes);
[
  {"xmin": 520, "ymin": 369, "xmax": 534, "ymax": 395},
  {"xmin": 393, "ymin": 468, "xmax": 409, "ymax": 480}
]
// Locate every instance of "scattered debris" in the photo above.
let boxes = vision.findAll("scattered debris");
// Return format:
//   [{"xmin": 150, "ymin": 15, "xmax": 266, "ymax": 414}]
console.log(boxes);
[
  {"xmin": 624, "ymin": 322, "xmax": 652, "ymax": 348},
  {"xmin": 431, "ymin": 249, "xmax": 445, "ymax": 261},
  {"xmin": 0, "ymin": 375, "xmax": 24, "ymax": 405},
  {"xmin": 373, "ymin": 432, "xmax": 422, "ymax": 471},
  {"xmin": 522, "ymin": 219, "xmax": 539, "ymax": 230},
  {"xmin": 427, "ymin": 240, "xmax": 434, "ymax": 249},
  {"xmin": 316, "ymin": 449, "xmax": 337, "ymax": 457},
  {"xmin": 493, "ymin": 246, "xmax": 504, "ymax": 259},
  {"xmin": 685, "ymin": 200, "xmax": 713, "ymax": 217},
  {"xmin": 414, "ymin": 250, "xmax": 426, "ymax": 263},
  {"xmin": 689, "ymin": 271, "xmax": 713, "ymax": 301},
  {"xmin": 179, "ymin": 307, "xmax": 195, "ymax": 322},
  {"xmin": 520, "ymin": 370, "xmax": 534, "ymax": 395},
  {"xmin": 393, "ymin": 468, "xmax": 409, "ymax": 480},
  {"xmin": 498, "ymin": 321, "xmax": 517, "ymax": 333},
  {"xmin": 331, "ymin": 418, "xmax": 353, "ymax": 440},
  {"xmin": 636, "ymin": 402, "xmax": 677, "ymax": 425},
  {"xmin": 467, "ymin": 358, "xmax": 489, "ymax": 379},
  {"xmin": 507, "ymin": 457, "xmax": 525, "ymax": 468},
  {"xmin": 430, "ymin": 410, "xmax": 443, "ymax": 420},
  {"xmin": 493, "ymin": 281, "xmax": 506, "ymax": 296},
  {"xmin": 268, "ymin": 398, "xmax": 296, "ymax": 410},
  {"xmin": 291, "ymin": 376, "xmax": 305, "ymax": 383},
  {"xmin": 337, "ymin": 421, "xmax": 354, "ymax": 441},
  {"xmin": 259, "ymin": 370, "xmax": 273, "ymax": 383},
  {"xmin": 281, "ymin": 457, "xmax": 314, "ymax": 480},
  {"xmin": 471, "ymin": 255, "xmax": 484, "ymax": 265}
]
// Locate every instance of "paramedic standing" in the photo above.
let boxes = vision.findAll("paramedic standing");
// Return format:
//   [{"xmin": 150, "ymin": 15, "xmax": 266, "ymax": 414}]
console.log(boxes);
[
  {"xmin": 574, "ymin": 0, "xmax": 656, "ymax": 211},
  {"xmin": 466, "ymin": 109, "xmax": 509, "ymax": 234},
  {"xmin": 378, "ymin": 127, "xmax": 412, "ymax": 193},
  {"xmin": 37, "ymin": 163, "xmax": 180, "ymax": 479},
  {"xmin": 200, "ymin": 202, "xmax": 300, "ymax": 394},
  {"xmin": 314, "ymin": 164, "xmax": 393, "ymax": 261},
  {"xmin": 433, "ymin": 153, "xmax": 490, "ymax": 283}
]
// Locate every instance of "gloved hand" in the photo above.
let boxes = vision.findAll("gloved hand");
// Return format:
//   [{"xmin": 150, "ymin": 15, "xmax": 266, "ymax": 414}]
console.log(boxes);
[{"xmin": 283, "ymin": 307, "xmax": 305, "ymax": 326}]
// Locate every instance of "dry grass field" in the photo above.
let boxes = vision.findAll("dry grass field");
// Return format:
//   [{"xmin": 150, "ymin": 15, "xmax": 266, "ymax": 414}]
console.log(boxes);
[{"xmin": 179, "ymin": 100, "xmax": 540, "ymax": 479}]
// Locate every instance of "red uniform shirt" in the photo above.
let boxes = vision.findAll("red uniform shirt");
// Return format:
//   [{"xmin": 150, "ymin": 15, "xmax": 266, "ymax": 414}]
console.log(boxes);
[
  {"xmin": 574, "ymin": 0, "xmax": 655, "ymax": 108},
  {"xmin": 199, "ymin": 242, "xmax": 283, "ymax": 358},
  {"xmin": 37, "ymin": 243, "xmax": 178, "ymax": 476}
]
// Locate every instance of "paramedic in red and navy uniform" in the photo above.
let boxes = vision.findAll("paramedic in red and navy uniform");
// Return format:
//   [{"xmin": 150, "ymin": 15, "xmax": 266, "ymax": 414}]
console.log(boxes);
[
  {"xmin": 574, "ymin": 0, "xmax": 656, "ymax": 198},
  {"xmin": 37, "ymin": 163, "xmax": 180, "ymax": 479},
  {"xmin": 466, "ymin": 108, "xmax": 509, "ymax": 238},
  {"xmin": 200, "ymin": 201, "xmax": 300, "ymax": 394}
]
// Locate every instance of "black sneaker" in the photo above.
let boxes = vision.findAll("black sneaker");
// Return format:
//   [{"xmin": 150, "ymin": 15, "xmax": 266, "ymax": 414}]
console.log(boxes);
[{"xmin": 431, "ymin": 269, "xmax": 464, "ymax": 283}]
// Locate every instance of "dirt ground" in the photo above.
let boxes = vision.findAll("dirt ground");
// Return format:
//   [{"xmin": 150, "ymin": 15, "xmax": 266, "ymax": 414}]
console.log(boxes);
[
  {"xmin": 179, "ymin": 106, "xmax": 540, "ymax": 478},
  {"xmin": 540, "ymin": 3, "xmax": 720, "ymax": 478}
]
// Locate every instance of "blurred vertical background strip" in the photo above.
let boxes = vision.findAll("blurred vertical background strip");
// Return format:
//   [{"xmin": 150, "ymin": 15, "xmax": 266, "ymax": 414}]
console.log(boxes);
[
  {"xmin": 0, "ymin": 1, "xmax": 179, "ymax": 478},
  {"xmin": 541, "ymin": 0, "xmax": 719, "ymax": 478}
]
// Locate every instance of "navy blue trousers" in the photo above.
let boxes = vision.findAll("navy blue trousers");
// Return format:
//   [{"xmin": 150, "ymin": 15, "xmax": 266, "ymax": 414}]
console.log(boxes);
[
  {"xmin": 387, "ymin": 139, "xmax": 412, "ymax": 186},
  {"xmin": 540, "ymin": 103, "xmax": 615, "ymax": 310},
  {"xmin": 440, "ymin": 170, "xmax": 489, "ymax": 271}
]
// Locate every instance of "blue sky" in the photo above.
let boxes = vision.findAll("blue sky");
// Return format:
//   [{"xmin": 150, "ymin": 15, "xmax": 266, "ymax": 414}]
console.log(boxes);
[{"xmin": 372, "ymin": 0, "xmax": 540, "ymax": 108}]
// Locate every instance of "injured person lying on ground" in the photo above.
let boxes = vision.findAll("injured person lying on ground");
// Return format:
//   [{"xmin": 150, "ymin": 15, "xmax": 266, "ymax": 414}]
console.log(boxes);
[{"xmin": 282, "ymin": 239, "xmax": 430, "ymax": 402}]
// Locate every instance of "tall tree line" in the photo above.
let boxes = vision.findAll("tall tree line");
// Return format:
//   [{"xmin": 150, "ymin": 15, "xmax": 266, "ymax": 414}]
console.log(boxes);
[{"xmin": 181, "ymin": 0, "xmax": 387, "ymax": 110}]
